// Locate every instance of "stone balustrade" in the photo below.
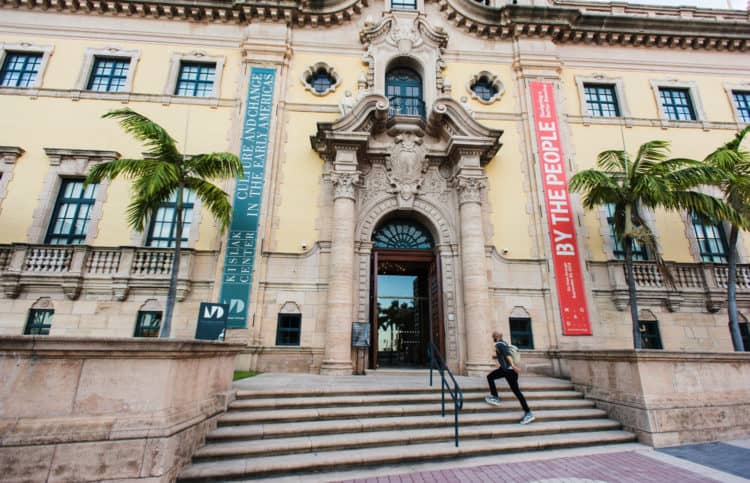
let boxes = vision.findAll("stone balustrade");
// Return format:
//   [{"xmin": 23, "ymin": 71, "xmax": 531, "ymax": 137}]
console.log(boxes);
[
  {"xmin": 0, "ymin": 244, "xmax": 217, "ymax": 302},
  {"xmin": 589, "ymin": 260, "xmax": 750, "ymax": 313}
]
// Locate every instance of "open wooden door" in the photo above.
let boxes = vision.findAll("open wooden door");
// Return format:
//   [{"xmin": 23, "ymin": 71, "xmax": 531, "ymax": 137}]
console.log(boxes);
[
  {"xmin": 428, "ymin": 254, "xmax": 444, "ymax": 357},
  {"xmin": 370, "ymin": 250, "xmax": 379, "ymax": 369}
]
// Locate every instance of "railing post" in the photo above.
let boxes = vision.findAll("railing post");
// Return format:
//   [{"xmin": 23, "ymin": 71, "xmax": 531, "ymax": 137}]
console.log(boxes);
[
  {"xmin": 112, "ymin": 246, "xmax": 135, "ymax": 302},
  {"xmin": 702, "ymin": 262, "xmax": 725, "ymax": 313},
  {"xmin": 2, "ymin": 243, "xmax": 28, "ymax": 298},
  {"xmin": 61, "ymin": 245, "xmax": 87, "ymax": 300}
]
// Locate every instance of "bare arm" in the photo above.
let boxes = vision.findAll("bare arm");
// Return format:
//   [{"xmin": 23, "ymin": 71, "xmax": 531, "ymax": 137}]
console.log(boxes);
[{"xmin": 506, "ymin": 355, "xmax": 520, "ymax": 372}]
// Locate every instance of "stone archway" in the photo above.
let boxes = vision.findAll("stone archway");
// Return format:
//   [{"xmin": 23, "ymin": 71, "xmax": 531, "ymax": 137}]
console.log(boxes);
[{"xmin": 354, "ymin": 194, "xmax": 463, "ymax": 370}]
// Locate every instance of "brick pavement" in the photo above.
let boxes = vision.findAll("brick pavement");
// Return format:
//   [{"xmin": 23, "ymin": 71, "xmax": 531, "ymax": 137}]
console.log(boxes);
[{"xmin": 338, "ymin": 451, "xmax": 722, "ymax": 483}]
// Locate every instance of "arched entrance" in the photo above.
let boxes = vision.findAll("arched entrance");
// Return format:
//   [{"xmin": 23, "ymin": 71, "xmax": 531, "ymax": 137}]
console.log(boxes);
[{"xmin": 370, "ymin": 218, "xmax": 443, "ymax": 368}]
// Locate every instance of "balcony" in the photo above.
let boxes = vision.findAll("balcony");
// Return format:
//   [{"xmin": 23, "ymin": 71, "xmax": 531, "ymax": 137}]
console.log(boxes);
[
  {"xmin": 588, "ymin": 260, "xmax": 750, "ymax": 313},
  {"xmin": 0, "ymin": 244, "xmax": 217, "ymax": 301},
  {"xmin": 387, "ymin": 96, "xmax": 425, "ymax": 118}
]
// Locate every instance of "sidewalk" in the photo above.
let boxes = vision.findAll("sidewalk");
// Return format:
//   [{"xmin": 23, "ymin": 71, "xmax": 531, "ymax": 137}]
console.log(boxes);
[{"xmin": 330, "ymin": 439, "xmax": 750, "ymax": 483}]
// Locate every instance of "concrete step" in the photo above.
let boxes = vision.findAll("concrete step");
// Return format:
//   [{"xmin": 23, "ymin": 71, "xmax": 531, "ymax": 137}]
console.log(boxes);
[
  {"xmin": 228, "ymin": 390, "xmax": 583, "ymax": 410},
  {"xmin": 195, "ymin": 418, "xmax": 623, "ymax": 460},
  {"xmin": 177, "ymin": 430, "xmax": 637, "ymax": 481},
  {"xmin": 209, "ymin": 408, "xmax": 610, "ymax": 441},
  {"xmin": 218, "ymin": 398, "xmax": 596, "ymax": 425},
  {"xmin": 235, "ymin": 380, "xmax": 574, "ymax": 400}
]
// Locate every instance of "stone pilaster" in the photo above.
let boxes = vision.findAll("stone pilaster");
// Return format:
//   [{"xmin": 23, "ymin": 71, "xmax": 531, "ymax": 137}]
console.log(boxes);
[
  {"xmin": 456, "ymin": 174, "xmax": 494, "ymax": 376},
  {"xmin": 320, "ymin": 171, "xmax": 360, "ymax": 375}
]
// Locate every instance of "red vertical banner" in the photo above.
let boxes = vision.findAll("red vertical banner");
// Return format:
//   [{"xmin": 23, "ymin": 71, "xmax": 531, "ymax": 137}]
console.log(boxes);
[{"xmin": 529, "ymin": 81, "xmax": 592, "ymax": 336}]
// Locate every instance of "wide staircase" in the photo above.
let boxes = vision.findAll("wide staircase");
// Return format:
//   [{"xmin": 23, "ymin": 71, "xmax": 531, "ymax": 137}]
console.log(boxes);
[{"xmin": 177, "ymin": 373, "xmax": 636, "ymax": 482}]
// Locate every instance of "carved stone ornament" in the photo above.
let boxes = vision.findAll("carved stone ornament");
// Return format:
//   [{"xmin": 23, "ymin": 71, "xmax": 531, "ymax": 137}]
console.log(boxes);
[
  {"xmin": 331, "ymin": 172, "xmax": 361, "ymax": 200},
  {"xmin": 386, "ymin": 134, "xmax": 428, "ymax": 207},
  {"xmin": 455, "ymin": 175, "xmax": 487, "ymax": 205}
]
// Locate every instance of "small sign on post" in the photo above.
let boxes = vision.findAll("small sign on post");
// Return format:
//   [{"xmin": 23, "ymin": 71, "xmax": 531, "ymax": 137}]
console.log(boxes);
[
  {"xmin": 195, "ymin": 303, "xmax": 229, "ymax": 341},
  {"xmin": 351, "ymin": 322, "xmax": 370, "ymax": 375}
]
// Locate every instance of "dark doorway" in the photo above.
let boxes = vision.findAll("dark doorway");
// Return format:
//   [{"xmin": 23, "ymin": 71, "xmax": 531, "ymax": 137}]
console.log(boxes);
[{"xmin": 370, "ymin": 250, "xmax": 443, "ymax": 369}]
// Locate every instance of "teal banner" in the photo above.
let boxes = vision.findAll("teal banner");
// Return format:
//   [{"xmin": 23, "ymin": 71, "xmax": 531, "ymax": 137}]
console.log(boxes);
[{"xmin": 220, "ymin": 67, "xmax": 276, "ymax": 328}]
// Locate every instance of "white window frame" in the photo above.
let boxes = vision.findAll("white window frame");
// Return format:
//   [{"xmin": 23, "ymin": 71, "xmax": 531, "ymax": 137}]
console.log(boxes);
[
  {"xmin": 300, "ymin": 62, "xmax": 341, "ymax": 97},
  {"xmin": 387, "ymin": 0, "xmax": 423, "ymax": 12},
  {"xmin": 724, "ymin": 82, "xmax": 750, "ymax": 126},
  {"xmin": 164, "ymin": 51, "xmax": 225, "ymax": 101},
  {"xmin": 0, "ymin": 42, "xmax": 54, "ymax": 90},
  {"xmin": 466, "ymin": 70, "xmax": 504, "ymax": 105},
  {"xmin": 575, "ymin": 75, "xmax": 631, "ymax": 125},
  {"xmin": 650, "ymin": 79, "xmax": 706, "ymax": 126},
  {"xmin": 75, "ymin": 47, "xmax": 140, "ymax": 96}
]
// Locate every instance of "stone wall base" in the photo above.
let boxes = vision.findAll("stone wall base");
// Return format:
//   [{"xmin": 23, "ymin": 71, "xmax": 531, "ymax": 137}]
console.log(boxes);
[
  {"xmin": 554, "ymin": 350, "xmax": 750, "ymax": 448},
  {"xmin": 240, "ymin": 345, "xmax": 325, "ymax": 373}
]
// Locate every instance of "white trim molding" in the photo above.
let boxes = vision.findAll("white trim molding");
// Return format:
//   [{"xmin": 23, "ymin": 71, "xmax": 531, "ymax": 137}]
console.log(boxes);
[
  {"xmin": 724, "ymin": 82, "xmax": 750, "ymax": 127},
  {"xmin": 301, "ymin": 62, "xmax": 341, "ymax": 97},
  {"xmin": 73, "ymin": 46, "xmax": 141, "ymax": 99},
  {"xmin": 575, "ymin": 74, "xmax": 631, "ymax": 126},
  {"xmin": 163, "ymin": 50, "xmax": 225, "ymax": 102},
  {"xmin": 0, "ymin": 41, "xmax": 54, "ymax": 91},
  {"xmin": 0, "ymin": 146, "xmax": 24, "ymax": 218},
  {"xmin": 649, "ymin": 79, "xmax": 707, "ymax": 128},
  {"xmin": 466, "ymin": 70, "xmax": 504, "ymax": 105}
]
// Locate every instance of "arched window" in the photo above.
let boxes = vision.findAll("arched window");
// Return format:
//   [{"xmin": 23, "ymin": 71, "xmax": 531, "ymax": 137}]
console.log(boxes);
[
  {"xmin": 386, "ymin": 67, "xmax": 424, "ymax": 118},
  {"xmin": 372, "ymin": 219, "xmax": 434, "ymax": 249}
]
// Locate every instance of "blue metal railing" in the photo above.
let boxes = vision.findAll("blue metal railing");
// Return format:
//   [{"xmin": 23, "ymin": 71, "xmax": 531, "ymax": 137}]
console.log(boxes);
[
  {"xmin": 428, "ymin": 342, "xmax": 464, "ymax": 447},
  {"xmin": 388, "ymin": 96, "xmax": 426, "ymax": 118}
]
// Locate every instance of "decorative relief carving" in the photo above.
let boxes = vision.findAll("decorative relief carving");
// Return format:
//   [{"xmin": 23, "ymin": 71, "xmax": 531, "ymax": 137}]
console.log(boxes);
[
  {"xmin": 362, "ymin": 164, "xmax": 389, "ymax": 203},
  {"xmin": 455, "ymin": 175, "xmax": 487, "ymax": 205},
  {"xmin": 331, "ymin": 172, "xmax": 361, "ymax": 200},
  {"xmin": 386, "ymin": 134, "xmax": 428, "ymax": 208}
]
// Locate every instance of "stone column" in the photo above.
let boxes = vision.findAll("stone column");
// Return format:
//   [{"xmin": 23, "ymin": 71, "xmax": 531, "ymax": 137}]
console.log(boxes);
[
  {"xmin": 320, "ymin": 171, "xmax": 359, "ymax": 375},
  {"xmin": 457, "ymin": 175, "xmax": 494, "ymax": 375}
]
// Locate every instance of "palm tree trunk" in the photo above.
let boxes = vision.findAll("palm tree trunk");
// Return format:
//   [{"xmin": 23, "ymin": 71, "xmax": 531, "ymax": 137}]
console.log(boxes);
[
  {"xmin": 727, "ymin": 224, "xmax": 745, "ymax": 351},
  {"xmin": 624, "ymin": 238, "xmax": 642, "ymax": 349},
  {"xmin": 161, "ymin": 181, "xmax": 184, "ymax": 339}
]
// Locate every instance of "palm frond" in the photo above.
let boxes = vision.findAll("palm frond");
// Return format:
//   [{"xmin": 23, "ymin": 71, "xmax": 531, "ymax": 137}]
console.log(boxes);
[
  {"xmin": 102, "ymin": 108, "xmax": 182, "ymax": 162},
  {"xmin": 596, "ymin": 150, "xmax": 628, "ymax": 174},
  {"xmin": 184, "ymin": 177, "xmax": 233, "ymax": 231},
  {"xmin": 84, "ymin": 158, "xmax": 152, "ymax": 186},
  {"xmin": 185, "ymin": 153, "xmax": 244, "ymax": 180},
  {"xmin": 633, "ymin": 139, "xmax": 670, "ymax": 174}
]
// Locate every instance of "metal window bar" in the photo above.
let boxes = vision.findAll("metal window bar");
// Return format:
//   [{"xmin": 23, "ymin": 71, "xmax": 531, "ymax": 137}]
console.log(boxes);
[
  {"xmin": 388, "ymin": 96, "xmax": 425, "ymax": 118},
  {"xmin": 428, "ymin": 342, "xmax": 464, "ymax": 447}
]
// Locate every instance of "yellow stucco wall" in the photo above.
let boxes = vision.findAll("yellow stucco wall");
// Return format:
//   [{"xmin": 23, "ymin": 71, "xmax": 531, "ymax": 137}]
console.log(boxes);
[
  {"xmin": 273, "ymin": 111, "xmax": 335, "ymax": 252},
  {"xmin": 286, "ymin": 52, "xmax": 365, "ymax": 104},
  {"xmin": 0, "ymin": 33, "xmax": 242, "ymax": 248},
  {"xmin": 443, "ymin": 63, "xmax": 516, "ymax": 114}
]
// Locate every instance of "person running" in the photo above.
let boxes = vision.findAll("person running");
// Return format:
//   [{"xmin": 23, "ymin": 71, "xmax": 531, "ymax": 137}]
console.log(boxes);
[{"xmin": 485, "ymin": 330, "xmax": 535, "ymax": 425}]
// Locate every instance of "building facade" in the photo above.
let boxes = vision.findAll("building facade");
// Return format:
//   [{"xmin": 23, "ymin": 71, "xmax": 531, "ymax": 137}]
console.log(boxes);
[{"xmin": 1, "ymin": 0, "xmax": 749, "ymax": 375}]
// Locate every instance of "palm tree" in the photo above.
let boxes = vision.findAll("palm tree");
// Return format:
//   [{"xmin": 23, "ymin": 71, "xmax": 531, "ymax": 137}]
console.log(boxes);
[
  {"xmin": 86, "ymin": 108, "xmax": 243, "ymax": 338},
  {"xmin": 570, "ymin": 140, "xmax": 736, "ymax": 349},
  {"xmin": 703, "ymin": 126, "xmax": 750, "ymax": 352}
]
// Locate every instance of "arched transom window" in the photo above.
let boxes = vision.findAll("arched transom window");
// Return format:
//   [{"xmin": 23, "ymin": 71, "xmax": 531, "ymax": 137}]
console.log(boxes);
[
  {"xmin": 386, "ymin": 67, "xmax": 424, "ymax": 118},
  {"xmin": 372, "ymin": 220, "xmax": 434, "ymax": 249}
]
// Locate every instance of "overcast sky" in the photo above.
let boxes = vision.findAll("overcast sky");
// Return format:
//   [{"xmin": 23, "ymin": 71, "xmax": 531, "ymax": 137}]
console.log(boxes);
[{"xmin": 580, "ymin": 0, "xmax": 746, "ymax": 9}]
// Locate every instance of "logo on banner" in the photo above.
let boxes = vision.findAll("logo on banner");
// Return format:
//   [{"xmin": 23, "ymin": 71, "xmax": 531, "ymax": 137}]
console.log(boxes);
[
  {"xmin": 529, "ymin": 81, "xmax": 592, "ymax": 336},
  {"xmin": 219, "ymin": 67, "xmax": 276, "ymax": 329}
]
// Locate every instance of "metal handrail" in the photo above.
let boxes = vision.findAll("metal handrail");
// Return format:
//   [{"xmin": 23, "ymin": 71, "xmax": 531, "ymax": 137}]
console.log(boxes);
[{"xmin": 428, "ymin": 342, "xmax": 464, "ymax": 447}]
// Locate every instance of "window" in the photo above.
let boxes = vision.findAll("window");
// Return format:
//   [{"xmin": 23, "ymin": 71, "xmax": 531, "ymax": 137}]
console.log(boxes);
[
  {"xmin": 732, "ymin": 91, "xmax": 750, "ymax": 123},
  {"xmin": 386, "ymin": 67, "xmax": 424, "ymax": 118},
  {"xmin": 391, "ymin": 0, "xmax": 417, "ymax": 9},
  {"xmin": 740, "ymin": 322, "xmax": 749, "ymax": 352},
  {"xmin": 372, "ymin": 219, "xmax": 434, "ymax": 250},
  {"xmin": 659, "ymin": 87, "xmax": 696, "ymax": 121},
  {"xmin": 24, "ymin": 309, "xmax": 53, "ymax": 335},
  {"xmin": 276, "ymin": 313, "xmax": 301, "ymax": 346},
  {"xmin": 691, "ymin": 213, "xmax": 728, "ymax": 263},
  {"xmin": 310, "ymin": 68, "xmax": 334, "ymax": 94},
  {"xmin": 471, "ymin": 77, "xmax": 497, "ymax": 102},
  {"xmin": 45, "ymin": 179, "xmax": 98, "ymax": 245},
  {"xmin": 605, "ymin": 204, "xmax": 648, "ymax": 260},
  {"xmin": 1, "ymin": 52, "xmax": 42, "ymax": 88},
  {"xmin": 638, "ymin": 320, "xmax": 663, "ymax": 349},
  {"xmin": 87, "ymin": 57, "xmax": 129, "ymax": 92},
  {"xmin": 134, "ymin": 311, "xmax": 162, "ymax": 337},
  {"xmin": 510, "ymin": 317, "xmax": 534, "ymax": 349},
  {"xmin": 584, "ymin": 84, "xmax": 620, "ymax": 117},
  {"xmin": 146, "ymin": 190, "xmax": 195, "ymax": 248},
  {"xmin": 175, "ymin": 62, "xmax": 215, "ymax": 97}
]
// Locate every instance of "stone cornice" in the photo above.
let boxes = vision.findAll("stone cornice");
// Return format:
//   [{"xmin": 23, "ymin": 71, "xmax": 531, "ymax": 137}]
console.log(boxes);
[
  {"xmin": 436, "ymin": 1, "xmax": 750, "ymax": 51},
  {"xmin": 0, "ymin": 0, "xmax": 368, "ymax": 26},
  {"xmin": 3, "ymin": 0, "xmax": 747, "ymax": 52}
]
